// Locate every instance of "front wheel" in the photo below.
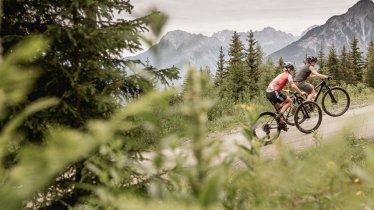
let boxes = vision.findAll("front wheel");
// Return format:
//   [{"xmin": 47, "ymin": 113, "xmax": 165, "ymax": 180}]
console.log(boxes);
[
  {"xmin": 252, "ymin": 112, "xmax": 280, "ymax": 144},
  {"xmin": 321, "ymin": 87, "xmax": 350, "ymax": 117},
  {"xmin": 294, "ymin": 101, "xmax": 322, "ymax": 134}
]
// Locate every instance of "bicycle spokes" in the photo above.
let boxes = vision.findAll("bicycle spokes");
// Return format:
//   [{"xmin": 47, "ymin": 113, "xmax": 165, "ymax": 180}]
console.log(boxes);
[
  {"xmin": 321, "ymin": 87, "xmax": 350, "ymax": 117},
  {"xmin": 294, "ymin": 101, "xmax": 322, "ymax": 134}
]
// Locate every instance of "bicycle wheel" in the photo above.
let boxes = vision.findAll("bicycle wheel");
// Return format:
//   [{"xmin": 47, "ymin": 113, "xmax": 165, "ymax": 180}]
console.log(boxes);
[
  {"xmin": 252, "ymin": 112, "xmax": 280, "ymax": 144},
  {"xmin": 285, "ymin": 96, "xmax": 305, "ymax": 126},
  {"xmin": 285, "ymin": 102, "xmax": 297, "ymax": 126},
  {"xmin": 294, "ymin": 101, "xmax": 322, "ymax": 134},
  {"xmin": 321, "ymin": 87, "xmax": 350, "ymax": 117}
]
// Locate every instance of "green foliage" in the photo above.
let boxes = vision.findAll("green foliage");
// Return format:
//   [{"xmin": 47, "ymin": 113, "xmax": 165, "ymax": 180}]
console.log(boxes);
[
  {"xmin": 275, "ymin": 57, "xmax": 285, "ymax": 75},
  {"xmin": 3, "ymin": 3, "xmax": 374, "ymax": 210},
  {"xmin": 326, "ymin": 45, "xmax": 341, "ymax": 80},
  {"xmin": 350, "ymin": 37, "xmax": 365, "ymax": 82},
  {"xmin": 318, "ymin": 46, "xmax": 325, "ymax": 71},
  {"xmin": 1, "ymin": 44, "xmax": 374, "ymax": 209},
  {"xmin": 364, "ymin": 41, "xmax": 374, "ymax": 88},
  {"xmin": 1, "ymin": 0, "xmax": 179, "ymax": 143},
  {"xmin": 340, "ymin": 45, "xmax": 356, "ymax": 84},
  {"xmin": 246, "ymin": 31, "xmax": 260, "ymax": 98},
  {"xmin": 214, "ymin": 46, "xmax": 226, "ymax": 89}
]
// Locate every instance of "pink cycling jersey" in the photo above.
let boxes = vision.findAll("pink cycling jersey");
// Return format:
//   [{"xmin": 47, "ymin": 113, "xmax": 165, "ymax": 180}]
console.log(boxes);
[{"xmin": 267, "ymin": 71, "xmax": 294, "ymax": 92}]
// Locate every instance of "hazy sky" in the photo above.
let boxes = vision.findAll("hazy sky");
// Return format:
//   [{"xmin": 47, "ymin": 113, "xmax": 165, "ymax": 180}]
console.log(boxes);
[{"xmin": 131, "ymin": 0, "xmax": 361, "ymax": 36}]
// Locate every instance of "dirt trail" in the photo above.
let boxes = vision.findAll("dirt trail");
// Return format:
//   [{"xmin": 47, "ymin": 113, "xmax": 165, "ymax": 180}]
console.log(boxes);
[
  {"xmin": 142, "ymin": 104, "xmax": 374, "ymax": 171},
  {"xmin": 213, "ymin": 104, "xmax": 374, "ymax": 159}
]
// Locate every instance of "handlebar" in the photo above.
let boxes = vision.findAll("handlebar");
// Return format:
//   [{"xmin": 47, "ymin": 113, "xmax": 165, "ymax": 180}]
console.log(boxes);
[{"xmin": 323, "ymin": 76, "xmax": 333, "ymax": 81}]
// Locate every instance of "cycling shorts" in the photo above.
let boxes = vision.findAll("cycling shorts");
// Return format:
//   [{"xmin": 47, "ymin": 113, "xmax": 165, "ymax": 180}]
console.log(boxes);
[
  {"xmin": 266, "ymin": 91, "xmax": 286, "ymax": 105},
  {"xmin": 295, "ymin": 82, "xmax": 313, "ymax": 94}
]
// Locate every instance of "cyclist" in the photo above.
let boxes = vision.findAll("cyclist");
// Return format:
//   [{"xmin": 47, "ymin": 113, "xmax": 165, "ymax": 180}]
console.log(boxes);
[
  {"xmin": 294, "ymin": 55, "xmax": 329, "ymax": 101},
  {"xmin": 266, "ymin": 62, "xmax": 306, "ymax": 130}
]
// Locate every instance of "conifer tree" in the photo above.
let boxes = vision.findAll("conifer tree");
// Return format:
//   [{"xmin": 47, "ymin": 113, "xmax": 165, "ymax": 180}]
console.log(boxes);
[
  {"xmin": 326, "ymin": 45, "xmax": 340, "ymax": 81},
  {"xmin": 225, "ymin": 31, "xmax": 248, "ymax": 101},
  {"xmin": 1, "ymin": 1, "xmax": 178, "ymax": 141},
  {"xmin": 275, "ymin": 57, "xmax": 285, "ymax": 75},
  {"xmin": 246, "ymin": 31, "xmax": 260, "ymax": 98},
  {"xmin": 318, "ymin": 46, "xmax": 326, "ymax": 73},
  {"xmin": 228, "ymin": 31, "xmax": 245, "ymax": 65},
  {"xmin": 214, "ymin": 46, "xmax": 226, "ymax": 87},
  {"xmin": 1, "ymin": 1, "xmax": 179, "ymax": 208},
  {"xmin": 340, "ymin": 45, "xmax": 356, "ymax": 84},
  {"xmin": 259, "ymin": 58, "xmax": 276, "ymax": 91},
  {"xmin": 364, "ymin": 41, "xmax": 374, "ymax": 88},
  {"xmin": 350, "ymin": 37, "xmax": 364, "ymax": 82},
  {"xmin": 256, "ymin": 45, "xmax": 264, "ymax": 69}
]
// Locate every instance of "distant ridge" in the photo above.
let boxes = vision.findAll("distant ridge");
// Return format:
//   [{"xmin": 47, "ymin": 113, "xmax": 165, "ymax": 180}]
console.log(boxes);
[{"xmin": 270, "ymin": 0, "xmax": 374, "ymax": 65}]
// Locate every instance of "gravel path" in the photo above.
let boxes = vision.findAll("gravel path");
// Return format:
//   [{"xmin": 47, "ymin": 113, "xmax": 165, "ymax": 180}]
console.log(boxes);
[{"xmin": 214, "ymin": 104, "xmax": 374, "ymax": 159}]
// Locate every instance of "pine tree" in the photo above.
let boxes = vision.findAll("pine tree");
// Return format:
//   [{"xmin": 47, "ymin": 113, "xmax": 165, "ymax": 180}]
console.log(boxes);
[
  {"xmin": 259, "ymin": 58, "xmax": 277, "ymax": 91},
  {"xmin": 228, "ymin": 31, "xmax": 245, "ymax": 65},
  {"xmin": 256, "ymin": 45, "xmax": 264, "ymax": 69},
  {"xmin": 326, "ymin": 45, "xmax": 340, "ymax": 81},
  {"xmin": 225, "ymin": 31, "xmax": 248, "ymax": 101},
  {"xmin": 364, "ymin": 41, "xmax": 374, "ymax": 88},
  {"xmin": 214, "ymin": 46, "xmax": 226, "ymax": 87},
  {"xmin": 246, "ymin": 31, "xmax": 260, "ymax": 98},
  {"xmin": 350, "ymin": 37, "xmax": 364, "ymax": 82},
  {"xmin": 1, "ymin": 1, "xmax": 179, "ymax": 208},
  {"xmin": 340, "ymin": 45, "xmax": 356, "ymax": 84},
  {"xmin": 1, "ymin": 1, "xmax": 178, "ymax": 140},
  {"xmin": 318, "ymin": 46, "xmax": 326, "ymax": 73},
  {"xmin": 275, "ymin": 57, "xmax": 285, "ymax": 75}
]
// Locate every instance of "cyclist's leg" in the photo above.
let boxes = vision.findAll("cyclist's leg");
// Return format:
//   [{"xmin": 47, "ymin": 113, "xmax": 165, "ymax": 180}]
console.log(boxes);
[
  {"xmin": 280, "ymin": 97, "xmax": 291, "ymax": 113},
  {"xmin": 271, "ymin": 91, "xmax": 288, "ymax": 125},
  {"xmin": 307, "ymin": 88, "xmax": 316, "ymax": 101},
  {"xmin": 296, "ymin": 82, "xmax": 314, "ymax": 101}
]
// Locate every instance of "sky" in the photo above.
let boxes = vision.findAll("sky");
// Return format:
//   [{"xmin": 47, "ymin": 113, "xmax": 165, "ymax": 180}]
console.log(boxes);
[{"xmin": 130, "ymin": 0, "xmax": 361, "ymax": 36}]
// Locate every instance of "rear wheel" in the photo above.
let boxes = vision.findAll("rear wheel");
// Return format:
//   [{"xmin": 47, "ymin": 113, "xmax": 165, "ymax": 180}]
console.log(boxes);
[
  {"xmin": 285, "ymin": 103, "xmax": 297, "ymax": 126},
  {"xmin": 294, "ymin": 101, "xmax": 322, "ymax": 134},
  {"xmin": 252, "ymin": 112, "xmax": 280, "ymax": 144},
  {"xmin": 321, "ymin": 87, "xmax": 350, "ymax": 117}
]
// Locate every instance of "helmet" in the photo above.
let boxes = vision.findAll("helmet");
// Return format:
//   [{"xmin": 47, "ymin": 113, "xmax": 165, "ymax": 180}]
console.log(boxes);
[
  {"xmin": 283, "ymin": 62, "xmax": 295, "ymax": 71},
  {"xmin": 306, "ymin": 55, "xmax": 317, "ymax": 64}
]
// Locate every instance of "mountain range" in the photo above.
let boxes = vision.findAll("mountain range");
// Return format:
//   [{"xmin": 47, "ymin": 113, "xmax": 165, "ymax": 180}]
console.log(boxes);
[
  {"xmin": 126, "ymin": 28, "xmax": 299, "ymax": 76},
  {"xmin": 270, "ymin": 0, "xmax": 374, "ymax": 65},
  {"xmin": 127, "ymin": 0, "xmax": 374, "ymax": 78}
]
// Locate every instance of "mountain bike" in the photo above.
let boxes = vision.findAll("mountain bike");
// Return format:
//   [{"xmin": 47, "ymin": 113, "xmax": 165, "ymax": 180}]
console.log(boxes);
[
  {"xmin": 284, "ymin": 77, "xmax": 349, "ymax": 126},
  {"xmin": 252, "ymin": 97, "xmax": 322, "ymax": 144},
  {"xmin": 309, "ymin": 77, "xmax": 350, "ymax": 116}
]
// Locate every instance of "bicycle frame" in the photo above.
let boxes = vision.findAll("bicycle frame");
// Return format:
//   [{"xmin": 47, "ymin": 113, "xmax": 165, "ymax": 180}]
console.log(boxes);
[{"xmin": 313, "ymin": 80, "xmax": 337, "ymax": 103}]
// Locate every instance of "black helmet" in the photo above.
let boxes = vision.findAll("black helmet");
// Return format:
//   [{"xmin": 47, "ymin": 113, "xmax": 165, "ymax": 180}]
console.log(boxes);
[
  {"xmin": 283, "ymin": 62, "xmax": 295, "ymax": 71},
  {"xmin": 306, "ymin": 55, "xmax": 317, "ymax": 64}
]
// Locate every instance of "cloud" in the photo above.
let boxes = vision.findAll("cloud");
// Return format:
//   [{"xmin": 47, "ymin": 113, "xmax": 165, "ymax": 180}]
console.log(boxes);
[{"xmin": 131, "ymin": 0, "xmax": 359, "ymax": 35}]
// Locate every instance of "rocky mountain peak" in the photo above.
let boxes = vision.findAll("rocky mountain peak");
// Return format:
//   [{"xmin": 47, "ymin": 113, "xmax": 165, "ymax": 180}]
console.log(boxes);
[{"xmin": 347, "ymin": 0, "xmax": 374, "ymax": 16}]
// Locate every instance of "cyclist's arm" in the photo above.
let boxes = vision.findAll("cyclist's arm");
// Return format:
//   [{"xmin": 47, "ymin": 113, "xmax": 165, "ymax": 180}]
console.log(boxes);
[
  {"xmin": 309, "ymin": 66, "xmax": 328, "ymax": 79},
  {"xmin": 281, "ymin": 88, "xmax": 290, "ymax": 94},
  {"xmin": 290, "ymin": 82, "xmax": 305, "ymax": 95}
]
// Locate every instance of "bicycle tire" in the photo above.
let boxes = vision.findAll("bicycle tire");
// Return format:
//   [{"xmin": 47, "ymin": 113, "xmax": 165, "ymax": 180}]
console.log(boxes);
[
  {"xmin": 321, "ymin": 87, "xmax": 350, "ymax": 117},
  {"xmin": 252, "ymin": 112, "xmax": 280, "ymax": 144},
  {"xmin": 285, "ymin": 103, "xmax": 296, "ymax": 126},
  {"xmin": 294, "ymin": 101, "xmax": 322, "ymax": 134},
  {"xmin": 286, "ymin": 96, "xmax": 305, "ymax": 126}
]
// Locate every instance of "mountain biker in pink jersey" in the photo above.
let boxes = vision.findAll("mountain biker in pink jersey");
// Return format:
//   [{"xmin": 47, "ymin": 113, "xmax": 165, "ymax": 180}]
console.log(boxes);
[
  {"xmin": 294, "ymin": 55, "xmax": 329, "ymax": 101},
  {"xmin": 266, "ymin": 62, "xmax": 306, "ymax": 129}
]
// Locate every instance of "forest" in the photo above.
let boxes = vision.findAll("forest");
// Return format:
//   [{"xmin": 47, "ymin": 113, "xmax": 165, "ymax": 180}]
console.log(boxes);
[{"xmin": 1, "ymin": 1, "xmax": 374, "ymax": 209}]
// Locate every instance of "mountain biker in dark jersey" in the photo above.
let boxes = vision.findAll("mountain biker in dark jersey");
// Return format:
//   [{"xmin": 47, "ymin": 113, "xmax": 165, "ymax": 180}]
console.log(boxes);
[
  {"xmin": 266, "ymin": 62, "xmax": 306, "ymax": 129},
  {"xmin": 294, "ymin": 55, "xmax": 329, "ymax": 101}
]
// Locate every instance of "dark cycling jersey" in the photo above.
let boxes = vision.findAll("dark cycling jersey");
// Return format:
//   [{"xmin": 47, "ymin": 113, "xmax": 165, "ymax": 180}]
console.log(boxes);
[{"xmin": 294, "ymin": 64, "xmax": 311, "ymax": 82}]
